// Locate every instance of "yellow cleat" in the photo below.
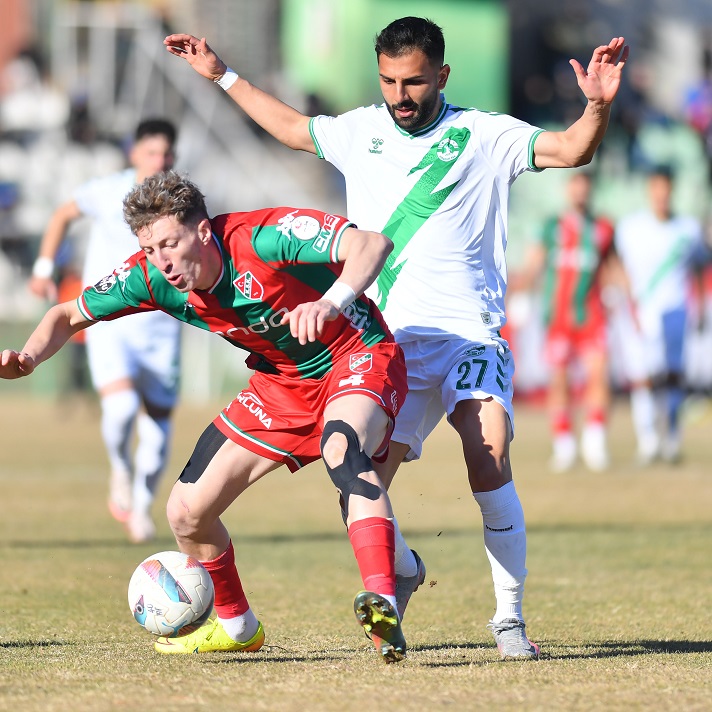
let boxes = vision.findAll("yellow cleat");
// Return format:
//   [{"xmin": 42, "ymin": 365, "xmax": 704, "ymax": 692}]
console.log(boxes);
[
  {"xmin": 354, "ymin": 591, "xmax": 406, "ymax": 663},
  {"xmin": 154, "ymin": 618, "xmax": 265, "ymax": 655}
]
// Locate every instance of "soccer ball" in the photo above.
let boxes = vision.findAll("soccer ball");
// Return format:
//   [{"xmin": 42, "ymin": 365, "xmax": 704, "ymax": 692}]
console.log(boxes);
[{"xmin": 128, "ymin": 551, "xmax": 214, "ymax": 638}]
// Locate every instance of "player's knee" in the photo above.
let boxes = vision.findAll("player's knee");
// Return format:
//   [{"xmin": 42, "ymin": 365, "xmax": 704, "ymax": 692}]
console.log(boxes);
[
  {"xmin": 165, "ymin": 493, "xmax": 202, "ymax": 541},
  {"xmin": 320, "ymin": 420, "xmax": 380, "ymax": 509}
]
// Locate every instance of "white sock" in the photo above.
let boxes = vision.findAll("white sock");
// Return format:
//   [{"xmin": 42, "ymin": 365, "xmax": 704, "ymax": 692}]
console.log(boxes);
[
  {"xmin": 100, "ymin": 390, "xmax": 140, "ymax": 476},
  {"xmin": 132, "ymin": 413, "xmax": 171, "ymax": 514},
  {"xmin": 392, "ymin": 518, "xmax": 418, "ymax": 577},
  {"xmin": 218, "ymin": 608, "xmax": 260, "ymax": 643},
  {"xmin": 473, "ymin": 481, "xmax": 527, "ymax": 623},
  {"xmin": 630, "ymin": 387, "xmax": 658, "ymax": 453}
]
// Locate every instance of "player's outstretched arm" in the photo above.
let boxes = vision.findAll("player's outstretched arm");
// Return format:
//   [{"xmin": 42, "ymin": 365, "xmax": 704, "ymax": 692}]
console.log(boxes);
[
  {"xmin": 164, "ymin": 34, "xmax": 315, "ymax": 153},
  {"xmin": 0, "ymin": 300, "xmax": 92, "ymax": 380},
  {"xmin": 29, "ymin": 200, "xmax": 83, "ymax": 302},
  {"xmin": 282, "ymin": 229, "xmax": 393, "ymax": 345},
  {"xmin": 533, "ymin": 37, "xmax": 629, "ymax": 169}
]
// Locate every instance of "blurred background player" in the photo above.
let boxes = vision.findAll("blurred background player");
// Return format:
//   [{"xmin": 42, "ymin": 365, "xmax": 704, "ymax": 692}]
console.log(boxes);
[
  {"xmin": 614, "ymin": 166, "xmax": 707, "ymax": 464},
  {"xmin": 29, "ymin": 118, "xmax": 181, "ymax": 543},
  {"xmin": 518, "ymin": 172, "xmax": 617, "ymax": 472}
]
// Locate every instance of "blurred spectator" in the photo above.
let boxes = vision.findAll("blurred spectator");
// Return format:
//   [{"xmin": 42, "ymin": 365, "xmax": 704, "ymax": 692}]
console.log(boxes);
[
  {"xmin": 0, "ymin": 47, "xmax": 69, "ymax": 136},
  {"xmin": 683, "ymin": 47, "xmax": 712, "ymax": 183}
]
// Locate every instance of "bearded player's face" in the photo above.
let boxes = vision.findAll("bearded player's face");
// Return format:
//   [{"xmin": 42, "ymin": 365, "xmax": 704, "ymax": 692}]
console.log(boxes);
[{"xmin": 378, "ymin": 50, "xmax": 450, "ymax": 133}]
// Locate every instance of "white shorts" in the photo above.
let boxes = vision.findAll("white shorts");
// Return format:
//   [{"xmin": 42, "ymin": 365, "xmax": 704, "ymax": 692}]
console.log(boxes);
[
  {"xmin": 619, "ymin": 307, "xmax": 687, "ymax": 382},
  {"xmin": 86, "ymin": 311, "xmax": 181, "ymax": 408},
  {"xmin": 392, "ymin": 337, "xmax": 515, "ymax": 461}
]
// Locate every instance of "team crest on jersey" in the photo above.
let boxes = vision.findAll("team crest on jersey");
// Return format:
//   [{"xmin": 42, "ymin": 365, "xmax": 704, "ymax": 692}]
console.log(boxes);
[
  {"xmin": 480, "ymin": 312, "xmax": 492, "ymax": 325},
  {"xmin": 234, "ymin": 271, "xmax": 264, "ymax": 300},
  {"xmin": 436, "ymin": 138, "xmax": 460, "ymax": 162},
  {"xmin": 349, "ymin": 353, "xmax": 373, "ymax": 374},
  {"xmin": 291, "ymin": 215, "xmax": 321, "ymax": 241}
]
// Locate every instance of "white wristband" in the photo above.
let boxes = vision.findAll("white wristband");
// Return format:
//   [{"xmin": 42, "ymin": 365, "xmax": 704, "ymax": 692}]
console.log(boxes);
[
  {"xmin": 215, "ymin": 68, "xmax": 238, "ymax": 90},
  {"xmin": 322, "ymin": 282, "xmax": 357, "ymax": 312},
  {"xmin": 32, "ymin": 256, "xmax": 54, "ymax": 279}
]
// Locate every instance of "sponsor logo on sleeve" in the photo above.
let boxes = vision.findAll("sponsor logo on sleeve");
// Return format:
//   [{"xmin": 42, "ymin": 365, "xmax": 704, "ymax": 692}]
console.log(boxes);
[
  {"xmin": 93, "ymin": 262, "xmax": 131, "ymax": 293},
  {"xmin": 234, "ymin": 271, "xmax": 264, "ymax": 300},
  {"xmin": 313, "ymin": 214, "xmax": 339, "ymax": 253},
  {"xmin": 290, "ymin": 215, "xmax": 321, "ymax": 241}
]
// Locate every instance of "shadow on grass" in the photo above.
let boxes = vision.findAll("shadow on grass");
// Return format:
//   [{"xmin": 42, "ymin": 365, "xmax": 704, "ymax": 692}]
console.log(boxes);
[
  {"xmin": 0, "ymin": 640, "xmax": 68, "ymax": 649},
  {"xmin": 4, "ymin": 517, "xmax": 712, "ymax": 554},
  {"xmin": 553, "ymin": 640, "xmax": 712, "ymax": 659},
  {"xmin": 5, "ymin": 521, "xmax": 712, "ymax": 551}
]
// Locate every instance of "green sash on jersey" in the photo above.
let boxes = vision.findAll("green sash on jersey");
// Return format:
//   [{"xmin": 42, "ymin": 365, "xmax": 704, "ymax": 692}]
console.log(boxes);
[{"xmin": 375, "ymin": 126, "xmax": 471, "ymax": 309}]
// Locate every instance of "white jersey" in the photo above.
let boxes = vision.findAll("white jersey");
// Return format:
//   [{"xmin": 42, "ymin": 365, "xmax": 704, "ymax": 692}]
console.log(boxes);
[
  {"xmin": 73, "ymin": 168, "xmax": 180, "ymax": 335},
  {"xmin": 74, "ymin": 168, "xmax": 143, "ymax": 286},
  {"xmin": 615, "ymin": 211, "xmax": 703, "ymax": 317},
  {"xmin": 310, "ymin": 98, "xmax": 543, "ymax": 342}
]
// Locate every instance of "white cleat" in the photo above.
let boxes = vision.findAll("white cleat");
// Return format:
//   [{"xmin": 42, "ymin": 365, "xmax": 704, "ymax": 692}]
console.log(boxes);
[
  {"xmin": 126, "ymin": 510, "xmax": 156, "ymax": 544},
  {"xmin": 108, "ymin": 469, "xmax": 132, "ymax": 523}
]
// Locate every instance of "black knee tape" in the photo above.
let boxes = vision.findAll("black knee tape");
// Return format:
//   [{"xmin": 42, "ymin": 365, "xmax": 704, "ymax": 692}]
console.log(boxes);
[
  {"xmin": 179, "ymin": 423, "xmax": 228, "ymax": 484},
  {"xmin": 320, "ymin": 420, "xmax": 380, "ymax": 511}
]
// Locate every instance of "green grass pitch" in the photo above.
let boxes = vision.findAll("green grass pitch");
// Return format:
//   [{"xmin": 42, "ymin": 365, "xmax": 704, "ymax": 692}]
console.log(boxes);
[{"xmin": 1, "ymin": 394, "xmax": 711, "ymax": 711}]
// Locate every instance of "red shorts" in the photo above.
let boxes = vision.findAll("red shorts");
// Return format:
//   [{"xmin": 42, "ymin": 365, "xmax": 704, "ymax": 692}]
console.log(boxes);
[
  {"xmin": 214, "ymin": 341, "xmax": 407, "ymax": 472},
  {"xmin": 546, "ymin": 319, "xmax": 607, "ymax": 368}
]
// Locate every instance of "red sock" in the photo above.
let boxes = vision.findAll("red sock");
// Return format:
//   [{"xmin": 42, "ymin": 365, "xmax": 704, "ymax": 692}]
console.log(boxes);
[
  {"xmin": 200, "ymin": 541, "xmax": 249, "ymax": 618},
  {"xmin": 586, "ymin": 407, "xmax": 606, "ymax": 426},
  {"xmin": 347, "ymin": 517, "xmax": 396, "ymax": 597},
  {"xmin": 552, "ymin": 409, "xmax": 572, "ymax": 436}
]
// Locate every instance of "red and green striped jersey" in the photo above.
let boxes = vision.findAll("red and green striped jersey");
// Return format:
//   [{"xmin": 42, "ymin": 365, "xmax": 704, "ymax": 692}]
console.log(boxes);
[
  {"xmin": 77, "ymin": 207, "xmax": 392, "ymax": 379},
  {"xmin": 540, "ymin": 211, "xmax": 614, "ymax": 327}
]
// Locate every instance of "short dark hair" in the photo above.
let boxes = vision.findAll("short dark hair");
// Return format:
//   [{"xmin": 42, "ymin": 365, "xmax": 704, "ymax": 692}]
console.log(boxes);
[
  {"xmin": 123, "ymin": 170, "xmax": 208, "ymax": 234},
  {"xmin": 374, "ymin": 17, "xmax": 445, "ymax": 65},
  {"xmin": 648, "ymin": 164, "xmax": 674, "ymax": 181},
  {"xmin": 134, "ymin": 118, "xmax": 177, "ymax": 145}
]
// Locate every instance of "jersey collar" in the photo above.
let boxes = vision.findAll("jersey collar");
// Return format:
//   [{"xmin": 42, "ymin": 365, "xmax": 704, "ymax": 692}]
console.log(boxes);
[
  {"xmin": 391, "ymin": 94, "xmax": 449, "ymax": 138},
  {"xmin": 206, "ymin": 232, "xmax": 225, "ymax": 293}
]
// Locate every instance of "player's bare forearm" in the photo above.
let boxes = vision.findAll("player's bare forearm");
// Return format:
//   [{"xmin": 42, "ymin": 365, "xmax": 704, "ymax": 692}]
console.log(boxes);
[
  {"xmin": 282, "ymin": 230, "xmax": 392, "ymax": 344},
  {"xmin": 534, "ymin": 37, "xmax": 628, "ymax": 169},
  {"xmin": 20, "ymin": 302, "xmax": 91, "ymax": 369},
  {"xmin": 534, "ymin": 100, "xmax": 611, "ymax": 169},
  {"xmin": 164, "ymin": 34, "xmax": 315, "ymax": 153},
  {"xmin": 337, "ymin": 230, "xmax": 393, "ymax": 299}
]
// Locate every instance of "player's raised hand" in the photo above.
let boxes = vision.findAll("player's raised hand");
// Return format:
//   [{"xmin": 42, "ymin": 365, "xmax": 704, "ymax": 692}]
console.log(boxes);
[
  {"xmin": 570, "ymin": 37, "xmax": 629, "ymax": 105},
  {"xmin": 28, "ymin": 275, "xmax": 58, "ymax": 302},
  {"xmin": 0, "ymin": 350, "xmax": 36, "ymax": 379},
  {"xmin": 281, "ymin": 300, "xmax": 340, "ymax": 345},
  {"xmin": 164, "ymin": 35, "xmax": 227, "ymax": 82}
]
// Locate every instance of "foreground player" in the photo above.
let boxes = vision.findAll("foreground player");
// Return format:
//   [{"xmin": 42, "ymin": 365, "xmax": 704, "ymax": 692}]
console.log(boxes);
[
  {"xmin": 165, "ymin": 18, "xmax": 628, "ymax": 659},
  {"xmin": 29, "ymin": 119, "xmax": 182, "ymax": 543},
  {"xmin": 2, "ymin": 172, "xmax": 408, "ymax": 662},
  {"xmin": 519, "ymin": 172, "xmax": 617, "ymax": 472},
  {"xmin": 615, "ymin": 166, "xmax": 705, "ymax": 463}
]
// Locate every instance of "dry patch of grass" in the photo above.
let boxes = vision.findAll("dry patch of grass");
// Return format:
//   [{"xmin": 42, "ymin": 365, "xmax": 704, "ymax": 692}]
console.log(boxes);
[{"xmin": 1, "ymin": 396, "xmax": 711, "ymax": 711}]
